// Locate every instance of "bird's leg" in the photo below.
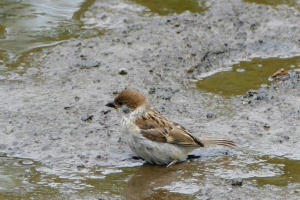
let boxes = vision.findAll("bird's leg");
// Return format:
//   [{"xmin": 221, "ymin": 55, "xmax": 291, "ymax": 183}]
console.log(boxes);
[{"xmin": 167, "ymin": 159, "xmax": 178, "ymax": 168}]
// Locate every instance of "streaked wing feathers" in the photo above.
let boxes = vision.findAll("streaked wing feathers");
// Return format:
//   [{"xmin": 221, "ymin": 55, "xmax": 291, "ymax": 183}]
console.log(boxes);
[{"xmin": 135, "ymin": 109, "xmax": 203, "ymax": 147}]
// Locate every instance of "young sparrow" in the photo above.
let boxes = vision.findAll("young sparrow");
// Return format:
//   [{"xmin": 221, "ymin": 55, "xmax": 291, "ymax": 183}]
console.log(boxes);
[{"xmin": 106, "ymin": 89, "xmax": 235, "ymax": 167}]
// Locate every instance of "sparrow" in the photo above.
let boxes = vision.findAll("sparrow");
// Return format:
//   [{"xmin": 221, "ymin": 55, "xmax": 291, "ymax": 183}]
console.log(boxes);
[{"xmin": 106, "ymin": 89, "xmax": 235, "ymax": 167}]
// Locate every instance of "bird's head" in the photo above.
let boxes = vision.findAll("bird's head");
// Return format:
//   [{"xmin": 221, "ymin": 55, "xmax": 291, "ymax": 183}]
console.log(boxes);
[{"xmin": 106, "ymin": 89, "xmax": 149, "ymax": 114}]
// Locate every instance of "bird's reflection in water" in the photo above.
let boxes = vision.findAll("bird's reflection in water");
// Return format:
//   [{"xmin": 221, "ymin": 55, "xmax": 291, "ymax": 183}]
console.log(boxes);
[{"xmin": 121, "ymin": 160, "xmax": 205, "ymax": 199}]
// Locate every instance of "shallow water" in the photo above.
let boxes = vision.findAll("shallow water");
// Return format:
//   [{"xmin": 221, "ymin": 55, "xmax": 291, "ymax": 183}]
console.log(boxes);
[
  {"xmin": 130, "ymin": 0, "xmax": 208, "ymax": 15},
  {"xmin": 244, "ymin": 0, "xmax": 300, "ymax": 7},
  {"xmin": 0, "ymin": 0, "xmax": 99, "ymax": 71},
  {"xmin": 1, "ymin": 152, "xmax": 299, "ymax": 199},
  {"xmin": 195, "ymin": 56, "xmax": 300, "ymax": 96}
]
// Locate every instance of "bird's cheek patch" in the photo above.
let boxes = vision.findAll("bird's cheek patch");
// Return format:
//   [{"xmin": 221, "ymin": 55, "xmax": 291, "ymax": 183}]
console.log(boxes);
[{"xmin": 122, "ymin": 106, "xmax": 131, "ymax": 114}]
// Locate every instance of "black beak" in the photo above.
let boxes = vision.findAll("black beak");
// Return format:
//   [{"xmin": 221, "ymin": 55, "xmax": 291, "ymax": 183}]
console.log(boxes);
[{"xmin": 105, "ymin": 101, "xmax": 117, "ymax": 109}]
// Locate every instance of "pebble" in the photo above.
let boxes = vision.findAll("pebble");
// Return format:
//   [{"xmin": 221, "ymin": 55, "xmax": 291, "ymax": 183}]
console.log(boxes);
[
  {"xmin": 236, "ymin": 68, "xmax": 245, "ymax": 73},
  {"xmin": 245, "ymin": 90, "xmax": 257, "ymax": 98},
  {"xmin": 77, "ymin": 164, "xmax": 85, "ymax": 170},
  {"xmin": 241, "ymin": 114, "xmax": 249, "ymax": 120},
  {"xmin": 257, "ymin": 64, "xmax": 262, "ymax": 68},
  {"xmin": 149, "ymin": 87, "xmax": 156, "ymax": 94},
  {"xmin": 231, "ymin": 178, "xmax": 243, "ymax": 186},
  {"xmin": 102, "ymin": 109, "xmax": 111, "ymax": 114},
  {"xmin": 206, "ymin": 113, "xmax": 217, "ymax": 119},
  {"xmin": 263, "ymin": 124, "xmax": 270, "ymax": 130},
  {"xmin": 294, "ymin": 69, "xmax": 300, "ymax": 74},
  {"xmin": 22, "ymin": 160, "xmax": 34, "ymax": 165},
  {"xmin": 283, "ymin": 136, "xmax": 290, "ymax": 140},
  {"xmin": 6, "ymin": 126, "xmax": 13, "ymax": 134},
  {"xmin": 242, "ymin": 99, "xmax": 251, "ymax": 104},
  {"xmin": 279, "ymin": 76, "xmax": 290, "ymax": 81},
  {"xmin": 119, "ymin": 68, "xmax": 128, "ymax": 75},
  {"xmin": 256, "ymin": 92, "xmax": 266, "ymax": 100},
  {"xmin": 64, "ymin": 105, "xmax": 74, "ymax": 110},
  {"xmin": 81, "ymin": 115, "xmax": 93, "ymax": 122},
  {"xmin": 157, "ymin": 94, "xmax": 171, "ymax": 100}
]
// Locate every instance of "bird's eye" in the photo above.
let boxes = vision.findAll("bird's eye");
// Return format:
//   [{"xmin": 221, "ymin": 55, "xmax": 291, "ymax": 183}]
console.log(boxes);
[{"xmin": 117, "ymin": 101, "xmax": 124, "ymax": 106}]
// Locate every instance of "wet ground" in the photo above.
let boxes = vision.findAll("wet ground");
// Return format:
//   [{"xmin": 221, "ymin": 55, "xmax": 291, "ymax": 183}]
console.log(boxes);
[
  {"xmin": 1, "ymin": 152, "xmax": 299, "ymax": 199},
  {"xmin": 1, "ymin": 0, "xmax": 300, "ymax": 199}
]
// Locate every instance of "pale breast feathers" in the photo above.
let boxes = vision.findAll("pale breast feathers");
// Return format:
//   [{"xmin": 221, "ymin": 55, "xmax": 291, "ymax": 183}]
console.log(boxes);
[{"xmin": 135, "ymin": 110, "xmax": 204, "ymax": 147}]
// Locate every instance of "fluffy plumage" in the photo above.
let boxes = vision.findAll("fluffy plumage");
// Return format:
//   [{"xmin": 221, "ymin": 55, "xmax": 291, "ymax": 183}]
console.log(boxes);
[{"xmin": 106, "ymin": 89, "xmax": 235, "ymax": 166}]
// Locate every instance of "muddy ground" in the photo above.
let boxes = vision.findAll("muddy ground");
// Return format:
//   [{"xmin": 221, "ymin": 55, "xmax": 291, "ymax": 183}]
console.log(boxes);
[{"xmin": 1, "ymin": 0, "xmax": 300, "ymax": 199}]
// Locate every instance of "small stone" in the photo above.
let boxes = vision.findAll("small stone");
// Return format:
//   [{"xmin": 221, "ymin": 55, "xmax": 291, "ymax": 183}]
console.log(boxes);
[
  {"xmin": 157, "ymin": 94, "xmax": 171, "ymax": 100},
  {"xmin": 119, "ymin": 68, "xmax": 128, "ymax": 75},
  {"xmin": 77, "ymin": 164, "xmax": 85, "ymax": 170},
  {"xmin": 231, "ymin": 178, "xmax": 243, "ymax": 186},
  {"xmin": 236, "ymin": 68, "xmax": 245, "ymax": 73},
  {"xmin": 64, "ymin": 106, "xmax": 74, "ymax": 110},
  {"xmin": 279, "ymin": 76, "xmax": 290, "ymax": 81},
  {"xmin": 81, "ymin": 115, "xmax": 93, "ymax": 122},
  {"xmin": 6, "ymin": 126, "xmax": 13, "ymax": 134},
  {"xmin": 242, "ymin": 99, "xmax": 251, "ymax": 104},
  {"xmin": 206, "ymin": 113, "xmax": 216, "ymax": 119},
  {"xmin": 257, "ymin": 64, "xmax": 262, "ymax": 68},
  {"xmin": 263, "ymin": 124, "xmax": 270, "ymax": 130},
  {"xmin": 22, "ymin": 160, "xmax": 34, "ymax": 165},
  {"xmin": 290, "ymin": 65, "xmax": 295, "ymax": 68},
  {"xmin": 294, "ymin": 69, "xmax": 300, "ymax": 74},
  {"xmin": 241, "ymin": 114, "xmax": 249, "ymax": 120},
  {"xmin": 102, "ymin": 109, "xmax": 111, "ymax": 115},
  {"xmin": 149, "ymin": 87, "xmax": 156, "ymax": 94},
  {"xmin": 96, "ymin": 155, "xmax": 102, "ymax": 159},
  {"xmin": 75, "ymin": 96, "xmax": 80, "ymax": 101},
  {"xmin": 283, "ymin": 136, "xmax": 290, "ymax": 140},
  {"xmin": 245, "ymin": 90, "xmax": 257, "ymax": 98},
  {"xmin": 257, "ymin": 92, "xmax": 266, "ymax": 100}
]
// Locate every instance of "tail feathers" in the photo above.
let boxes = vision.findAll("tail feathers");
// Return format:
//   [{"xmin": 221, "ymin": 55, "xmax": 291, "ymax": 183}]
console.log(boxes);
[{"xmin": 199, "ymin": 137, "xmax": 236, "ymax": 148}]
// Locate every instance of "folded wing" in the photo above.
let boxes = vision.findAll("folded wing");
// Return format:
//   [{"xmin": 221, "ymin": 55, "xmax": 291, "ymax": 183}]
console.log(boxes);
[{"xmin": 135, "ymin": 109, "xmax": 204, "ymax": 147}]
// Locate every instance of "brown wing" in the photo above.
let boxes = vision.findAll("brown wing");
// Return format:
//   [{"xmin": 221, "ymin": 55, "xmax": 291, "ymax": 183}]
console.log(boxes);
[{"xmin": 135, "ymin": 109, "xmax": 204, "ymax": 147}]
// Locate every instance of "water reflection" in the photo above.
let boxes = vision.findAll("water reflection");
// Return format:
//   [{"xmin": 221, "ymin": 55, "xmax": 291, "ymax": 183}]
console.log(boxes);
[
  {"xmin": 0, "ymin": 0, "xmax": 99, "ymax": 68},
  {"xmin": 1, "ymin": 152, "xmax": 300, "ymax": 199}
]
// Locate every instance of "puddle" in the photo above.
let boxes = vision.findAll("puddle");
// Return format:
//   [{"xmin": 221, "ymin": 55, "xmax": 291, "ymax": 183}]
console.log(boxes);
[
  {"xmin": 250, "ymin": 156, "xmax": 300, "ymax": 187},
  {"xmin": 195, "ymin": 56, "xmax": 300, "ymax": 96},
  {"xmin": 0, "ymin": 0, "xmax": 101, "ymax": 73},
  {"xmin": 244, "ymin": 0, "xmax": 300, "ymax": 7},
  {"xmin": 1, "ymin": 152, "xmax": 299, "ymax": 199},
  {"xmin": 130, "ymin": 0, "xmax": 208, "ymax": 15}
]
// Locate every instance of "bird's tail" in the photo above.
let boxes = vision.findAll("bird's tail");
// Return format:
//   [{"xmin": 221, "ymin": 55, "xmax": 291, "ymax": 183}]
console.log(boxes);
[{"xmin": 199, "ymin": 137, "xmax": 236, "ymax": 148}]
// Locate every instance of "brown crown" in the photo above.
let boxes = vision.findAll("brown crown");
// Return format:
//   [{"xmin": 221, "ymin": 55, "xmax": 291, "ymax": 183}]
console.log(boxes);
[{"xmin": 114, "ymin": 89, "xmax": 147, "ymax": 110}]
